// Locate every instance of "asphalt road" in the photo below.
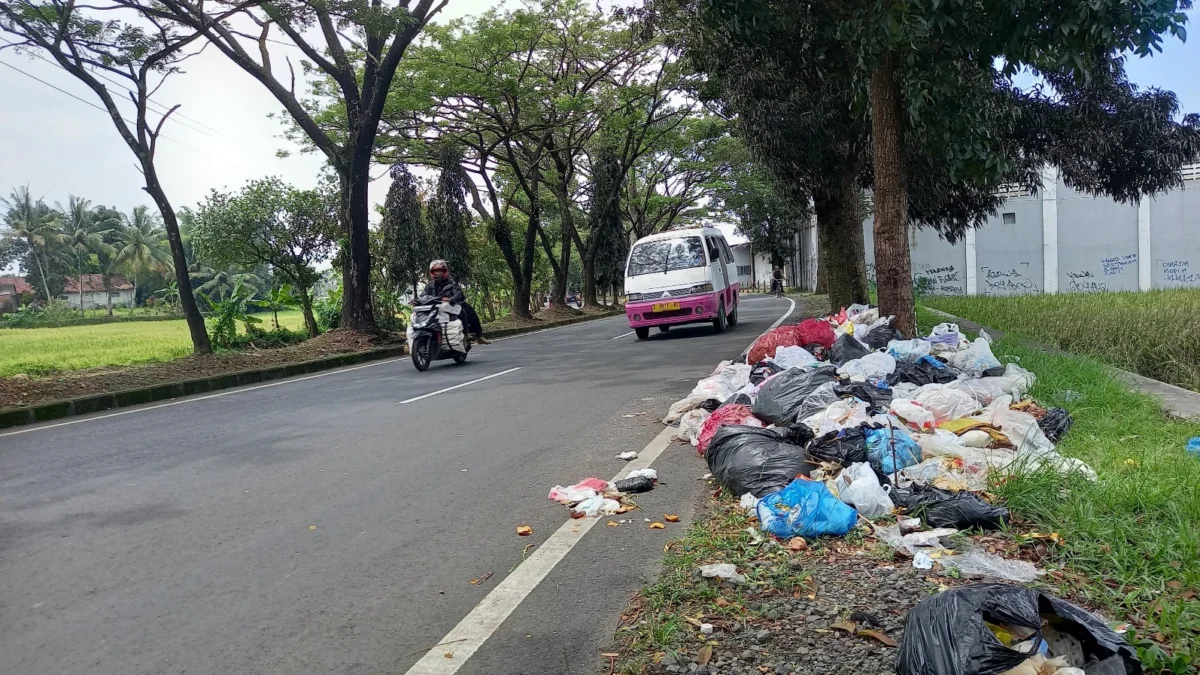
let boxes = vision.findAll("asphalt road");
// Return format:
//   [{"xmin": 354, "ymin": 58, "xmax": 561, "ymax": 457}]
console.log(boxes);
[{"xmin": 0, "ymin": 296, "xmax": 795, "ymax": 675}]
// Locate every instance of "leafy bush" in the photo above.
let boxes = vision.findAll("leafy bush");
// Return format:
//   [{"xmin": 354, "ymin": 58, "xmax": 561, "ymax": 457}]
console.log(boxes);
[
  {"xmin": 315, "ymin": 286, "xmax": 342, "ymax": 331},
  {"xmin": 222, "ymin": 325, "xmax": 309, "ymax": 350}
]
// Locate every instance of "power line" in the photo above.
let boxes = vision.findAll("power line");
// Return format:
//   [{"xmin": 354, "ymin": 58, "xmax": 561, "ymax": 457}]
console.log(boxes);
[
  {"xmin": 0, "ymin": 36, "xmax": 227, "ymax": 139},
  {"xmin": 0, "ymin": 58, "xmax": 215, "ymax": 157}
]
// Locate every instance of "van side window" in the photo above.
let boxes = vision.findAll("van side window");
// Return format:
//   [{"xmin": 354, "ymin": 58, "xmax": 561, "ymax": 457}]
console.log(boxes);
[
  {"xmin": 705, "ymin": 237, "xmax": 721, "ymax": 263},
  {"xmin": 720, "ymin": 239, "xmax": 735, "ymax": 263}
]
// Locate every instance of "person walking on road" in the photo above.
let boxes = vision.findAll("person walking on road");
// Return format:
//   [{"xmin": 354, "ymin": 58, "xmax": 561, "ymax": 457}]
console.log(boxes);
[{"xmin": 422, "ymin": 260, "xmax": 490, "ymax": 345}]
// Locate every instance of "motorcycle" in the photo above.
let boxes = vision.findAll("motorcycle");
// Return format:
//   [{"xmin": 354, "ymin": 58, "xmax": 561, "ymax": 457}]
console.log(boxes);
[{"xmin": 407, "ymin": 296, "xmax": 470, "ymax": 371}]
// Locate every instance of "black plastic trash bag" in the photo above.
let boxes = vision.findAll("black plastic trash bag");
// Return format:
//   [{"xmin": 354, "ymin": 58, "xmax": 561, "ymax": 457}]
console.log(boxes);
[
  {"xmin": 981, "ymin": 365, "xmax": 1006, "ymax": 378},
  {"xmin": 888, "ymin": 357, "xmax": 958, "ymax": 387},
  {"xmin": 835, "ymin": 381, "xmax": 894, "ymax": 414},
  {"xmin": 806, "ymin": 425, "xmax": 873, "ymax": 466},
  {"xmin": 751, "ymin": 365, "xmax": 839, "ymax": 425},
  {"xmin": 782, "ymin": 423, "xmax": 815, "ymax": 446},
  {"xmin": 1038, "ymin": 407, "xmax": 1073, "ymax": 443},
  {"xmin": 705, "ymin": 426, "xmax": 817, "ymax": 498},
  {"xmin": 864, "ymin": 325, "xmax": 904, "ymax": 351},
  {"xmin": 896, "ymin": 584, "xmax": 1142, "ymax": 675},
  {"xmin": 699, "ymin": 398, "xmax": 723, "ymax": 413},
  {"xmin": 830, "ymin": 333, "xmax": 870, "ymax": 366},
  {"xmin": 614, "ymin": 476, "xmax": 655, "ymax": 493},
  {"xmin": 725, "ymin": 393, "xmax": 754, "ymax": 406},
  {"xmin": 892, "ymin": 483, "xmax": 1009, "ymax": 530},
  {"xmin": 750, "ymin": 359, "xmax": 785, "ymax": 385}
]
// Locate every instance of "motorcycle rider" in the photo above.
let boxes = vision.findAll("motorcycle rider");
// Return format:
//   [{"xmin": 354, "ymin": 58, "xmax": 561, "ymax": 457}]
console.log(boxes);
[{"xmin": 422, "ymin": 260, "xmax": 489, "ymax": 344}]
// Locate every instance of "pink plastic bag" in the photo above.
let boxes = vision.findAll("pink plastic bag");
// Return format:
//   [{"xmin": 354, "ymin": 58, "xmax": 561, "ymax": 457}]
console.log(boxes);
[{"xmin": 697, "ymin": 404, "xmax": 763, "ymax": 455}]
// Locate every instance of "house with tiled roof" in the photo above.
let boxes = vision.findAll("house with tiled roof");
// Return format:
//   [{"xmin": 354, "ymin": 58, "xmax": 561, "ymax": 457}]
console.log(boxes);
[
  {"xmin": 0, "ymin": 276, "xmax": 32, "ymax": 314},
  {"xmin": 61, "ymin": 274, "xmax": 135, "ymax": 310}
]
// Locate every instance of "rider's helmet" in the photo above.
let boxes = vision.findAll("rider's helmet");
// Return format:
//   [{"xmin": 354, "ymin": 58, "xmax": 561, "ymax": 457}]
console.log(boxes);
[{"xmin": 429, "ymin": 260, "xmax": 449, "ymax": 278}]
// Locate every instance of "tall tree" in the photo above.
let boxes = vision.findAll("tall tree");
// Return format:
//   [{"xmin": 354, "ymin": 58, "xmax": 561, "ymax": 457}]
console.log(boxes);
[
  {"xmin": 426, "ymin": 145, "xmax": 472, "ymax": 284},
  {"xmin": 57, "ymin": 196, "xmax": 113, "ymax": 313},
  {"xmin": 379, "ymin": 164, "xmax": 427, "ymax": 296},
  {"xmin": 193, "ymin": 178, "xmax": 339, "ymax": 337},
  {"xmin": 586, "ymin": 145, "xmax": 627, "ymax": 304},
  {"xmin": 1, "ymin": 185, "xmax": 62, "ymax": 302},
  {"xmin": 136, "ymin": 0, "xmax": 447, "ymax": 331},
  {"xmin": 1, "ymin": 0, "xmax": 212, "ymax": 350},
  {"xmin": 114, "ymin": 206, "xmax": 172, "ymax": 305}
]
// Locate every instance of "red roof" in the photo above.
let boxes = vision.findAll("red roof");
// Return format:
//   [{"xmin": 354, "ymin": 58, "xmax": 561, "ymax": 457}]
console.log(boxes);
[
  {"xmin": 0, "ymin": 276, "xmax": 33, "ymax": 294},
  {"xmin": 63, "ymin": 274, "xmax": 134, "ymax": 293}
]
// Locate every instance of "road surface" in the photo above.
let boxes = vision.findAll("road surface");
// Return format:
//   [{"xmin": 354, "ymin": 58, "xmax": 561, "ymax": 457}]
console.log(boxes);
[{"xmin": 0, "ymin": 296, "xmax": 795, "ymax": 675}]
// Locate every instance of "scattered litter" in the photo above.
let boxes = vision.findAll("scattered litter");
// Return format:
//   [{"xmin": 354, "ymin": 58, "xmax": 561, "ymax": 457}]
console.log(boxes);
[
  {"xmin": 699, "ymin": 623, "xmax": 714, "ymax": 635},
  {"xmin": 675, "ymin": 408, "xmax": 710, "ymax": 445},
  {"xmin": 649, "ymin": 522, "xmax": 665, "ymax": 529},
  {"xmin": 627, "ymin": 468, "xmax": 658, "ymax": 481},
  {"xmin": 573, "ymin": 495, "xmax": 621, "ymax": 517},
  {"xmin": 788, "ymin": 536, "xmax": 808, "ymax": 551},
  {"xmin": 913, "ymin": 551, "xmax": 934, "ymax": 569},
  {"xmin": 833, "ymin": 461, "xmax": 894, "ymax": 517},
  {"xmin": 896, "ymin": 584, "xmax": 1139, "ymax": 675},
  {"xmin": 937, "ymin": 550, "xmax": 1043, "ymax": 583},
  {"xmin": 665, "ymin": 514, "xmax": 680, "ymax": 522},
  {"xmin": 1189, "ymin": 437, "xmax": 1200, "ymax": 459},
  {"xmin": 699, "ymin": 562, "xmax": 746, "ymax": 585},
  {"xmin": 757, "ymin": 478, "xmax": 858, "ymax": 539},
  {"xmin": 616, "ymin": 451, "xmax": 639, "ymax": 460},
  {"xmin": 516, "ymin": 525, "xmax": 533, "ymax": 536},
  {"xmin": 1037, "ymin": 408, "xmax": 1073, "ymax": 443},
  {"xmin": 1059, "ymin": 389, "xmax": 1084, "ymax": 402},
  {"xmin": 739, "ymin": 492, "xmax": 760, "ymax": 513}
]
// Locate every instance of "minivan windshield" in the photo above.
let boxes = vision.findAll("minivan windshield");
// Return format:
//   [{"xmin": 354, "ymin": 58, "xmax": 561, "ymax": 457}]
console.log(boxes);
[{"xmin": 626, "ymin": 236, "xmax": 707, "ymax": 277}]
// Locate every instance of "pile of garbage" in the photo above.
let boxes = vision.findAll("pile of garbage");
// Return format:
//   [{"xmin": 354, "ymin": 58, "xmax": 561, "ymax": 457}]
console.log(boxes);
[
  {"xmin": 547, "ymin": 469, "xmax": 659, "ymax": 517},
  {"xmin": 665, "ymin": 304, "xmax": 1092, "ymax": 581}
]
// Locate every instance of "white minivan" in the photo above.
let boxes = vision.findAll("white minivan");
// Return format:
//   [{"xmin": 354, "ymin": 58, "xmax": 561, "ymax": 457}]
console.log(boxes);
[{"xmin": 623, "ymin": 227, "xmax": 740, "ymax": 340}]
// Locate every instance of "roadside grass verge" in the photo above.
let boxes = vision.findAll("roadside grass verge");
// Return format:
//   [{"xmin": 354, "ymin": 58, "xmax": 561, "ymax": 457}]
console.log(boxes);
[
  {"xmin": 922, "ymin": 290, "xmax": 1200, "ymax": 392},
  {"xmin": 612, "ymin": 497, "xmax": 817, "ymax": 674},
  {"xmin": 917, "ymin": 306, "xmax": 1200, "ymax": 665},
  {"xmin": 0, "ymin": 310, "xmax": 306, "ymax": 377}
]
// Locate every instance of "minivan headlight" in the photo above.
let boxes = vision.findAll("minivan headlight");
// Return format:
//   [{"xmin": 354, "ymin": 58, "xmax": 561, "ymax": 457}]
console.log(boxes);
[
  {"xmin": 625, "ymin": 293, "xmax": 643, "ymax": 302},
  {"xmin": 684, "ymin": 283, "xmax": 713, "ymax": 295}
]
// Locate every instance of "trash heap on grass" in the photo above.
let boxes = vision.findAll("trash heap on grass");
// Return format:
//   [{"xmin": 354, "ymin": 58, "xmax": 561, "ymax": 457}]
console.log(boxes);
[{"xmin": 664, "ymin": 303, "xmax": 1090, "ymax": 582}]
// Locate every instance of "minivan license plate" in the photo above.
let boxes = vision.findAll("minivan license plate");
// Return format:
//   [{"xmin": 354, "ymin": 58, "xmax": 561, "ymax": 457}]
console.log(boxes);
[{"xmin": 652, "ymin": 301, "xmax": 680, "ymax": 312}]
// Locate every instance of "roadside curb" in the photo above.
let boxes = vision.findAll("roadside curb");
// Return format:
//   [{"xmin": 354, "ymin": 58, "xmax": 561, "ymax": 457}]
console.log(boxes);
[
  {"xmin": 0, "ymin": 309, "xmax": 623, "ymax": 431},
  {"xmin": 921, "ymin": 306, "xmax": 1200, "ymax": 421}
]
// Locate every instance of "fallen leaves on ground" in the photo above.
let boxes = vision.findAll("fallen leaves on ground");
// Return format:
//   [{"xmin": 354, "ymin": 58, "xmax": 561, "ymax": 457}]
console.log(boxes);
[
  {"xmin": 665, "ymin": 514, "xmax": 680, "ymax": 523},
  {"xmin": 697, "ymin": 645, "xmax": 713, "ymax": 666},
  {"xmin": 788, "ymin": 537, "xmax": 807, "ymax": 551},
  {"xmin": 649, "ymin": 522, "xmax": 666, "ymax": 529},
  {"xmin": 857, "ymin": 629, "xmax": 898, "ymax": 647}
]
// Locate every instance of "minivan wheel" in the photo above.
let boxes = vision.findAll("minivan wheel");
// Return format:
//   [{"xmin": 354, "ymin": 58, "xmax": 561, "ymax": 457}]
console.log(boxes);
[
  {"xmin": 635, "ymin": 326, "xmax": 650, "ymax": 340},
  {"xmin": 727, "ymin": 300, "xmax": 739, "ymax": 327},
  {"xmin": 712, "ymin": 299, "xmax": 727, "ymax": 334}
]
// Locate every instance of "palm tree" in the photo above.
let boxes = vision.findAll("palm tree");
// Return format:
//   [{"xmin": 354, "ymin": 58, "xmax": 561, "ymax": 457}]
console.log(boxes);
[
  {"xmin": 189, "ymin": 263, "xmax": 264, "ymax": 301},
  {"xmin": 114, "ymin": 206, "xmax": 172, "ymax": 308},
  {"xmin": 57, "ymin": 196, "xmax": 114, "ymax": 314},
  {"xmin": 2, "ymin": 186, "xmax": 62, "ymax": 302}
]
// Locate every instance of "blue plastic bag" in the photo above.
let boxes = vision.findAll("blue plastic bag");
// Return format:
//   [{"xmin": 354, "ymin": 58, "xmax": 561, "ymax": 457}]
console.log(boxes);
[
  {"xmin": 1187, "ymin": 437, "xmax": 1200, "ymax": 460},
  {"xmin": 757, "ymin": 478, "xmax": 858, "ymax": 539},
  {"xmin": 866, "ymin": 425, "xmax": 921, "ymax": 474}
]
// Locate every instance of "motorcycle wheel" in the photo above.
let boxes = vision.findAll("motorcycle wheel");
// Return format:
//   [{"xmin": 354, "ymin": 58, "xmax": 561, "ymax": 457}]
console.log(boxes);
[
  {"xmin": 453, "ymin": 351, "xmax": 468, "ymax": 364},
  {"xmin": 411, "ymin": 335, "xmax": 432, "ymax": 372}
]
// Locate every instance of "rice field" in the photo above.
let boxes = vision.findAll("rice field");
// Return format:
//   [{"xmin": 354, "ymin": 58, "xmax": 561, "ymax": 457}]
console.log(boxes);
[{"xmin": 0, "ymin": 311, "xmax": 306, "ymax": 377}]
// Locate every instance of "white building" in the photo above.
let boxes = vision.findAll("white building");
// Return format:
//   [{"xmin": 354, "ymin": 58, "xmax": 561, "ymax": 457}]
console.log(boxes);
[{"xmin": 62, "ymin": 274, "xmax": 135, "ymax": 309}]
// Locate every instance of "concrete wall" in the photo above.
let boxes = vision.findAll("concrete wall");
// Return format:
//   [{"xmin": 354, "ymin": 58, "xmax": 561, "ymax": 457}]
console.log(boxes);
[
  {"xmin": 845, "ymin": 166, "xmax": 1200, "ymax": 295},
  {"xmin": 63, "ymin": 290, "xmax": 134, "ymax": 309}
]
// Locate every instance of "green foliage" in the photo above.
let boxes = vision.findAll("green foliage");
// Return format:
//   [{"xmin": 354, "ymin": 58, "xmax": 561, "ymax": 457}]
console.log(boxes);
[
  {"xmin": 315, "ymin": 285, "xmax": 343, "ymax": 332},
  {"xmin": 586, "ymin": 145, "xmax": 627, "ymax": 293},
  {"xmin": 255, "ymin": 283, "xmax": 300, "ymax": 330},
  {"xmin": 221, "ymin": 324, "xmax": 309, "ymax": 351},
  {"xmin": 379, "ymin": 163, "xmax": 428, "ymax": 295},
  {"xmin": 427, "ymin": 145, "xmax": 473, "ymax": 283},
  {"xmin": 201, "ymin": 280, "xmax": 261, "ymax": 349},
  {"xmin": 0, "ymin": 299, "xmax": 80, "ymax": 328}
]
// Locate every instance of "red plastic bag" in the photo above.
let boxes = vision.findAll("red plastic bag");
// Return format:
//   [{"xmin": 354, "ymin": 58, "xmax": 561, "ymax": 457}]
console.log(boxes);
[
  {"xmin": 747, "ymin": 325, "xmax": 804, "ymax": 364},
  {"xmin": 697, "ymin": 404, "xmax": 763, "ymax": 455},
  {"xmin": 796, "ymin": 318, "xmax": 836, "ymax": 350}
]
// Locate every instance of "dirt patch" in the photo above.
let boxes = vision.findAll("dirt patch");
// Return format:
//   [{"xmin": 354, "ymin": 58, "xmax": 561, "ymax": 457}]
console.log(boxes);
[{"xmin": 0, "ymin": 329, "xmax": 402, "ymax": 409}]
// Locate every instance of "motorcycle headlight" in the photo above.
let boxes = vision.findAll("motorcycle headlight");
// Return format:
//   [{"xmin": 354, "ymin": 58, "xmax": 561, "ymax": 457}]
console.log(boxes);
[
  {"xmin": 625, "ymin": 293, "xmax": 642, "ymax": 302},
  {"xmin": 683, "ymin": 283, "xmax": 713, "ymax": 295}
]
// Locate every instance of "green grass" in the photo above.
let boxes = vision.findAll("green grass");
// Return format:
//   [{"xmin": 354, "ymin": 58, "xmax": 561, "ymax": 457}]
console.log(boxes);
[
  {"xmin": 0, "ymin": 310, "xmax": 307, "ymax": 377},
  {"xmin": 923, "ymin": 290, "xmax": 1200, "ymax": 392},
  {"xmin": 916, "ymin": 306, "xmax": 1200, "ymax": 665}
]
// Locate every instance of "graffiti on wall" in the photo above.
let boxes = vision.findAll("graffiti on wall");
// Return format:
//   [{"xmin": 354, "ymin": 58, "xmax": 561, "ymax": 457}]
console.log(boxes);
[
  {"xmin": 1101, "ymin": 253, "xmax": 1137, "ymax": 276},
  {"xmin": 1066, "ymin": 270, "xmax": 1107, "ymax": 293},
  {"xmin": 981, "ymin": 263, "xmax": 1040, "ymax": 294},
  {"xmin": 913, "ymin": 263, "xmax": 965, "ymax": 295},
  {"xmin": 1160, "ymin": 259, "xmax": 1200, "ymax": 284}
]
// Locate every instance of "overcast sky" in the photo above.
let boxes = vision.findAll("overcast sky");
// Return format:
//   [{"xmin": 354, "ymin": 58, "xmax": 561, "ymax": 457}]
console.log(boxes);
[{"xmin": 1, "ymin": 4, "xmax": 1197, "ymax": 227}]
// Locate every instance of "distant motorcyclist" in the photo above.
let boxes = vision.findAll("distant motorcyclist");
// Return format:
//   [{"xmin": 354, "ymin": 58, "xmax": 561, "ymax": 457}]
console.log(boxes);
[{"xmin": 422, "ymin": 260, "xmax": 489, "ymax": 344}]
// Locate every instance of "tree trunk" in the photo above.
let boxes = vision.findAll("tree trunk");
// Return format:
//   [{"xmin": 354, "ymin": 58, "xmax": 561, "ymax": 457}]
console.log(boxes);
[
  {"xmin": 33, "ymin": 250, "xmax": 52, "ymax": 305},
  {"xmin": 510, "ymin": 171, "xmax": 540, "ymax": 320},
  {"xmin": 132, "ymin": 269, "xmax": 138, "ymax": 314},
  {"xmin": 814, "ymin": 175, "xmax": 870, "ymax": 310},
  {"xmin": 298, "ymin": 287, "xmax": 319, "ymax": 337},
  {"xmin": 581, "ymin": 256, "xmax": 598, "ymax": 308},
  {"xmin": 339, "ymin": 161, "xmax": 377, "ymax": 331},
  {"xmin": 78, "ymin": 256, "xmax": 84, "ymax": 315},
  {"xmin": 151, "ymin": 179, "xmax": 212, "ymax": 353},
  {"xmin": 870, "ymin": 51, "xmax": 916, "ymax": 337},
  {"xmin": 549, "ymin": 191, "xmax": 574, "ymax": 309}
]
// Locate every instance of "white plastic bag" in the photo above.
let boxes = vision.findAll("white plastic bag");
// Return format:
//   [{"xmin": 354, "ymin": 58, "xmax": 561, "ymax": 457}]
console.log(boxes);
[
  {"xmin": 690, "ymin": 363, "xmax": 752, "ymax": 401},
  {"xmin": 664, "ymin": 395, "xmax": 707, "ymax": 424},
  {"xmin": 950, "ymin": 337, "xmax": 1003, "ymax": 377},
  {"xmin": 572, "ymin": 495, "xmax": 621, "ymax": 517},
  {"xmin": 834, "ymin": 462, "xmax": 894, "ymax": 516},
  {"xmin": 802, "ymin": 398, "xmax": 872, "ymax": 436},
  {"xmin": 914, "ymin": 384, "xmax": 981, "ymax": 424},
  {"xmin": 887, "ymin": 338, "xmax": 932, "ymax": 362},
  {"xmin": 676, "ymin": 408, "xmax": 710, "ymax": 445},
  {"xmin": 890, "ymin": 382, "xmax": 920, "ymax": 398},
  {"xmin": 890, "ymin": 398, "xmax": 936, "ymax": 430},
  {"xmin": 938, "ymin": 550, "xmax": 1043, "ymax": 583},
  {"xmin": 930, "ymin": 322, "xmax": 961, "ymax": 336},
  {"xmin": 773, "ymin": 345, "xmax": 819, "ymax": 369},
  {"xmin": 837, "ymin": 351, "xmax": 896, "ymax": 381},
  {"xmin": 444, "ymin": 318, "xmax": 465, "ymax": 349}
]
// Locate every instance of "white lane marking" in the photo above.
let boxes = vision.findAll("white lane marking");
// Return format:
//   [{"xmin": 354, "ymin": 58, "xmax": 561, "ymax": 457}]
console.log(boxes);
[
  {"xmin": 404, "ymin": 427, "xmax": 675, "ymax": 675},
  {"xmin": 0, "ymin": 358, "xmax": 406, "ymax": 439},
  {"xmin": 769, "ymin": 297, "xmax": 797, "ymax": 331},
  {"xmin": 611, "ymin": 330, "xmax": 635, "ymax": 340},
  {"xmin": 396, "ymin": 367, "xmax": 522, "ymax": 404},
  {"xmin": 403, "ymin": 298, "xmax": 798, "ymax": 674}
]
